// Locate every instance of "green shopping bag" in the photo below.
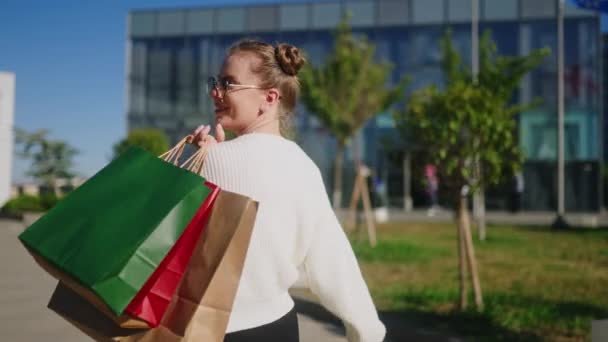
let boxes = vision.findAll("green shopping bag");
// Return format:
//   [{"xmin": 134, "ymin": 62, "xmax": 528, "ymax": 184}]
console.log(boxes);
[{"xmin": 19, "ymin": 146, "xmax": 211, "ymax": 316}]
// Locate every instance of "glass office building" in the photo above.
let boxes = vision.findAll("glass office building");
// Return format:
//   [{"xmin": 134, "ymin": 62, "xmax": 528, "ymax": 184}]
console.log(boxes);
[{"xmin": 126, "ymin": 0, "xmax": 602, "ymax": 211}]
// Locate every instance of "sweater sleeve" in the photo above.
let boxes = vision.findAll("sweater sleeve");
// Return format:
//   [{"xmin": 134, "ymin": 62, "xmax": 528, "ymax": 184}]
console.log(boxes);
[{"xmin": 302, "ymin": 172, "xmax": 386, "ymax": 342}]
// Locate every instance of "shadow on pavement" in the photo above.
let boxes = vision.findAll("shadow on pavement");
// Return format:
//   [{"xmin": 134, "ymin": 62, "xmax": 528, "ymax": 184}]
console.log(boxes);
[
  {"xmin": 293, "ymin": 293, "xmax": 594, "ymax": 341},
  {"xmin": 294, "ymin": 297, "xmax": 466, "ymax": 342},
  {"xmin": 378, "ymin": 309, "xmax": 541, "ymax": 342}
]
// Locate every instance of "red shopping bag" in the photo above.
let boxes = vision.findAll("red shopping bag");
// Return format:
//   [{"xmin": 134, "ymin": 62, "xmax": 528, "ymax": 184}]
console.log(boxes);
[{"xmin": 124, "ymin": 181, "xmax": 221, "ymax": 327}]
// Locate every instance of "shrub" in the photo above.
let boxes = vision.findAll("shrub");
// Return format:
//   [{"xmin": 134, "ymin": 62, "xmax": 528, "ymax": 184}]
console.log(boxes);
[
  {"xmin": 1, "ymin": 193, "xmax": 60, "ymax": 215},
  {"xmin": 1, "ymin": 195, "xmax": 45, "ymax": 215},
  {"xmin": 39, "ymin": 193, "xmax": 60, "ymax": 210}
]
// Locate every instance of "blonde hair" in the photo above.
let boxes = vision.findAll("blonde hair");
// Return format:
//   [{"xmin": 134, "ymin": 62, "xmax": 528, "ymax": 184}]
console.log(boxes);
[{"xmin": 228, "ymin": 39, "xmax": 306, "ymax": 137}]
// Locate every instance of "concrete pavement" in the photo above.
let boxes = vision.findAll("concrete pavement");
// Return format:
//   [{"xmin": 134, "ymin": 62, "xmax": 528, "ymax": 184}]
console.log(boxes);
[
  {"xmin": 337, "ymin": 208, "xmax": 608, "ymax": 228},
  {"xmin": 0, "ymin": 219, "xmax": 83, "ymax": 341},
  {"xmin": 0, "ymin": 218, "xmax": 350, "ymax": 342}
]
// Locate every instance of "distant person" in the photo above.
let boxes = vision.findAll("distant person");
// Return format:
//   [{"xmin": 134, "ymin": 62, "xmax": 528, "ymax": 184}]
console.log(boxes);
[
  {"xmin": 425, "ymin": 164, "xmax": 439, "ymax": 216},
  {"xmin": 372, "ymin": 173, "xmax": 389, "ymax": 223},
  {"xmin": 509, "ymin": 171, "xmax": 524, "ymax": 213}
]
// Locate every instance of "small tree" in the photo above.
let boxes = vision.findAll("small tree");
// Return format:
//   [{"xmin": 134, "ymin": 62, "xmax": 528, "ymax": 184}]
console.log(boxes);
[
  {"xmin": 112, "ymin": 128, "xmax": 169, "ymax": 159},
  {"xmin": 393, "ymin": 30, "xmax": 549, "ymax": 311},
  {"xmin": 15, "ymin": 128, "xmax": 78, "ymax": 189},
  {"xmin": 300, "ymin": 19, "xmax": 409, "ymax": 209}
]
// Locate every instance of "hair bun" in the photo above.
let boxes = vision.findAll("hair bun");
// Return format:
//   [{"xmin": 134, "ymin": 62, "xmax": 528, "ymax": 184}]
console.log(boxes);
[{"xmin": 275, "ymin": 43, "xmax": 306, "ymax": 76}]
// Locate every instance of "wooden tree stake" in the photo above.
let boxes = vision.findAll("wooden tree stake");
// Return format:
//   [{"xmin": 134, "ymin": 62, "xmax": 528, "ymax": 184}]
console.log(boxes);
[{"xmin": 347, "ymin": 165, "xmax": 377, "ymax": 247}]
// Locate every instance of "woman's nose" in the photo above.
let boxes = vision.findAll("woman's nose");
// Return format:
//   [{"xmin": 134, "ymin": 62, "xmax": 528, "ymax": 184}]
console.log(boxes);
[{"xmin": 209, "ymin": 87, "xmax": 221, "ymax": 98}]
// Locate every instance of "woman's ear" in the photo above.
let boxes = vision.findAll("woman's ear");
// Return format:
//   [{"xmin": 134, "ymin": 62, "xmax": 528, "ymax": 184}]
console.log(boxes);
[
  {"xmin": 266, "ymin": 89, "xmax": 280, "ymax": 105},
  {"xmin": 259, "ymin": 88, "xmax": 281, "ymax": 115}
]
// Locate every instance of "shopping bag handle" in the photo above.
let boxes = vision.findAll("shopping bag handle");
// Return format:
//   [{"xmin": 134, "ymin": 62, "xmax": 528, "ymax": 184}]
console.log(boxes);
[
  {"xmin": 158, "ymin": 136, "xmax": 188, "ymax": 164},
  {"xmin": 179, "ymin": 145, "xmax": 208, "ymax": 175},
  {"xmin": 158, "ymin": 136, "xmax": 208, "ymax": 175}
]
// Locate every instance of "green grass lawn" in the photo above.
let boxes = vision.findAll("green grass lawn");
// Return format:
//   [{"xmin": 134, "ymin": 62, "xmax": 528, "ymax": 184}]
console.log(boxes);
[{"xmin": 349, "ymin": 222, "xmax": 608, "ymax": 341}]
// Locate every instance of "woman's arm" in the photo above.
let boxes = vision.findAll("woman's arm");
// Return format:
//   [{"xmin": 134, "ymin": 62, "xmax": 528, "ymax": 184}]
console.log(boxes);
[{"xmin": 302, "ymin": 174, "xmax": 386, "ymax": 342}]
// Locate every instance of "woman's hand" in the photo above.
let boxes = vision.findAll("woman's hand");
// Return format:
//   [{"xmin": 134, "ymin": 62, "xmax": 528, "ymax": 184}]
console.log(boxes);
[{"xmin": 187, "ymin": 124, "xmax": 225, "ymax": 148}]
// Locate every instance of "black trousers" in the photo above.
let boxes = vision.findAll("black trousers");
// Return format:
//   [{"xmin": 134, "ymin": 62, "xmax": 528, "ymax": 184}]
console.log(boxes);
[{"xmin": 224, "ymin": 307, "xmax": 299, "ymax": 342}]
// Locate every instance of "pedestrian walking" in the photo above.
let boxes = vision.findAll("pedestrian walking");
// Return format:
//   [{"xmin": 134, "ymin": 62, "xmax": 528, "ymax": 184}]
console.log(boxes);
[{"xmin": 188, "ymin": 39, "xmax": 385, "ymax": 342}]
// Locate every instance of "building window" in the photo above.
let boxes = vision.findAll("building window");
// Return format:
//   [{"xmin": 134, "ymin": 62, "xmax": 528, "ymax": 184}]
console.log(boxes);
[
  {"xmin": 216, "ymin": 8, "xmax": 245, "ymax": 33},
  {"xmin": 483, "ymin": 0, "xmax": 518, "ymax": 21},
  {"xmin": 186, "ymin": 9, "xmax": 214, "ymax": 34},
  {"xmin": 176, "ymin": 44, "xmax": 195, "ymax": 87},
  {"xmin": 412, "ymin": 0, "xmax": 444, "ymax": 24},
  {"xmin": 565, "ymin": 2, "xmax": 596, "ymax": 17},
  {"xmin": 148, "ymin": 47, "xmax": 171, "ymax": 87},
  {"xmin": 175, "ymin": 87, "xmax": 197, "ymax": 116},
  {"xmin": 378, "ymin": 0, "xmax": 409, "ymax": 26},
  {"xmin": 448, "ymin": 0, "xmax": 472, "ymax": 22},
  {"xmin": 130, "ymin": 12, "xmax": 156, "ymax": 37},
  {"xmin": 147, "ymin": 87, "xmax": 172, "ymax": 116},
  {"xmin": 521, "ymin": 0, "xmax": 556, "ymax": 19},
  {"xmin": 158, "ymin": 11, "xmax": 185, "ymax": 36},
  {"xmin": 345, "ymin": 1, "xmax": 375, "ymax": 27},
  {"xmin": 279, "ymin": 4, "xmax": 309, "ymax": 30},
  {"xmin": 312, "ymin": 2, "xmax": 341, "ymax": 29},
  {"xmin": 130, "ymin": 41, "xmax": 147, "ymax": 80},
  {"xmin": 129, "ymin": 83, "xmax": 146, "ymax": 114},
  {"xmin": 247, "ymin": 6, "xmax": 278, "ymax": 32}
]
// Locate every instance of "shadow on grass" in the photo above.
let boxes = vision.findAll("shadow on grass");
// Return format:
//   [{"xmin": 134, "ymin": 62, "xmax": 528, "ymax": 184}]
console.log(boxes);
[
  {"xmin": 379, "ymin": 309, "xmax": 540, "ymax": 342},
  {"xmin": 388, "ymin": 290, "xmax": 608, "ymax": 341},
  {"xmin": 294, "ymin": 291, "xmax": 607, "ymax": 342}
]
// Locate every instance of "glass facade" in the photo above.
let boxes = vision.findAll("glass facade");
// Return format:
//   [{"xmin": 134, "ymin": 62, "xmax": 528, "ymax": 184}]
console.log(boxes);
[{"xmin": 127, "ymin": 1, "xmax": 602, "ymax": 211}]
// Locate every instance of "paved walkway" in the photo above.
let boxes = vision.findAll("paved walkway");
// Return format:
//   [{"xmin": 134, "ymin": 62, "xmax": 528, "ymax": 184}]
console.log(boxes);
[
  {"xmin": 0, "ymin": 218, "xmax": 349, "ymax": 341},
  {"xmin": 0, "ymin": 219, "xmax": 83, "ymax": 341},
  {"xmin": 337, "ymin": 208, "xmax": 608, "ymax": 228}
]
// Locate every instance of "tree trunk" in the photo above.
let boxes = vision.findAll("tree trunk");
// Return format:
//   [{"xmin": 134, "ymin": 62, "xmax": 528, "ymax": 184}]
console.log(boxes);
[
  {"xmin": 473, "ymin": 161, "xmax": 487, "ymax": 241},
  {"xmin": 459, "ymin": 194, "xmax": 484, "ymax": 311},
  {"xmin": 403, "ymin": 152, "xmax": 413, "ymax": 211},
  {"xmin": 457, "ymin": 195, "xmax": 468, "ymax": 310},
  {"xmin": 475, "ymin": 185, "xmax": 487, "ymax": 240},
  {"xmin": 332, "ymin": 143, "xmax": 344, "ymax": 210}
]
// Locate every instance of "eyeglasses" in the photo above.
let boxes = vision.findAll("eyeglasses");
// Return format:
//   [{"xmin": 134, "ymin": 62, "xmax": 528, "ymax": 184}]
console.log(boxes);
[{"xmin": 206, "ymin": 76, "xmax": 262, "ymax": 97}]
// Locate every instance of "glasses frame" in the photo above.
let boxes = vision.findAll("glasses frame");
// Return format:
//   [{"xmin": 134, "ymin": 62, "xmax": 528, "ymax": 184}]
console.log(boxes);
[{"xmin": 206, "ymin": 76, "xmax": 263, "ymax": 97}]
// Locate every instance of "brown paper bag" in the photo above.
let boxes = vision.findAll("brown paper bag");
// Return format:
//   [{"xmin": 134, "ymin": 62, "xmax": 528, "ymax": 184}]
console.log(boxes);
[
  {"xmin": 48, "ymin": 190, "xmax": 258, "ymax": 342},
  {"xmin": 48, "ymin": 282, "xmax": 144, "ymax": 341},
  {"xmin": 35, "ymin": 252, "xmax": 149, "ymax": 329}
]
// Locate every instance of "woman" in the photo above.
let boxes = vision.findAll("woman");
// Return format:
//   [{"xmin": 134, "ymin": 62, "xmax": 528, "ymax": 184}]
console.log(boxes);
[{"xmin": 188, "ymin": 39, "xmax": 385, "ymax": 342}]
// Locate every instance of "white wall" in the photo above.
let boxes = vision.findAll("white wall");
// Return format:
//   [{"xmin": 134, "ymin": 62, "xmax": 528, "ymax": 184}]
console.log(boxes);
[{"xmin": 0, "ymin": 72, "xmax": 15, "ymax": 205}]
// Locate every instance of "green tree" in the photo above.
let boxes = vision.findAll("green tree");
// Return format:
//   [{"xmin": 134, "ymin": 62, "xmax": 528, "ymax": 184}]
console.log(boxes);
[
  {"xmin": 393, "ymin": 30, "xmax": 549, "ymax": 311},
  {"xmin": 15, "ymin": 128, "xmax": 78, "ymax": 189},
  {"xmin": 300, "ymin": 19, "xmax": 409, "ymax": 209},
  {"xmin": 112, "ymin": 128, "xmax": 170, "ymax": 159}
]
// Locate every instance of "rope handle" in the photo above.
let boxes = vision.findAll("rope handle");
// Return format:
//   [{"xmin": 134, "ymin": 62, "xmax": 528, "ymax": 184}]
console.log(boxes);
[
  {"xmin": 158, "ymin": 136, "xmax": 189, "ymax": 164},
  {"xmin": 158, "ymin": 135, "xmax": 208, "ymax": 174}
]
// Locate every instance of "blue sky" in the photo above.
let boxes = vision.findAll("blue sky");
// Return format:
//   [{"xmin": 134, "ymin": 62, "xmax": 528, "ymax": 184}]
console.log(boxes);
[{"xmin": 1, "ymin": 0, "xmax": 607, "ymax": 183}]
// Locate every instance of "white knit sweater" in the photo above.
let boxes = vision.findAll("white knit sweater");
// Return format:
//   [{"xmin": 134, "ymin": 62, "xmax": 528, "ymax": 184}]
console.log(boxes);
[{"xmin": 201, "ymin": 133, "xmax": 386, "ymax": 342}]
